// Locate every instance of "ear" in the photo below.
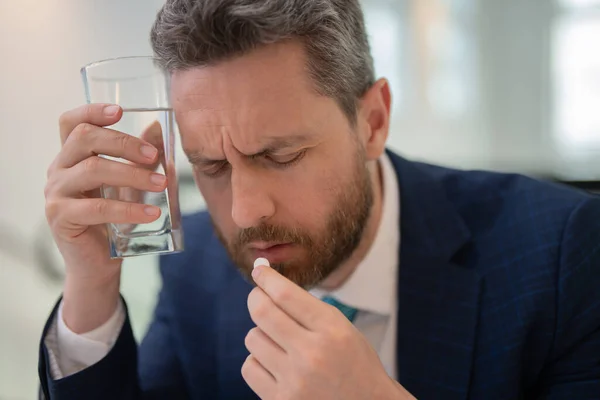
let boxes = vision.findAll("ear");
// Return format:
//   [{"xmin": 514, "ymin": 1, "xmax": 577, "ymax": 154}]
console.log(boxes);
[{"xmin": 357, "ymin": 78, "xmax": 392, "ymax": 161}]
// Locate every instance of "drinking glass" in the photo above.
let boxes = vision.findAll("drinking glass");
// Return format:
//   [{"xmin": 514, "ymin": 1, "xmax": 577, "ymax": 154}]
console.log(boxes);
[{"xmin": 81, "ymin": 56, "xmax": 183, "ymax": 258}]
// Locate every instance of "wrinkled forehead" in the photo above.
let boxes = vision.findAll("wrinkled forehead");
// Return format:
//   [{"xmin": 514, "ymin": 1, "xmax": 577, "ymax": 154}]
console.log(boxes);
[
  {"xmin": 171, "ymin": 42, "xmax": 310, "ymax": 113},
  {"xmin": 169, "ymin": 42, "xmax": 346, "ymax": 156}
]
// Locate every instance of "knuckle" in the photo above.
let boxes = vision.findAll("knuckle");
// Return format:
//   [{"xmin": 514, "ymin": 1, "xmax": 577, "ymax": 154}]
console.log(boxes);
[
  {"xmin": 271, "ymin": 287, "xmax": 291, "ymax": 304},
  {"xmin": 58, "ymin": 112, "xmax": 70, "ymax": 131},
  {"xmin": 116, "ymin": 133, "xmax": 132, "ymax": 152},
  {"xmin": 330, "ymin": 326, "xmax": 352, "ymax": 344},
  {"xmin": 308, "ymin": 332, "xmax": 330, "ymax": 355},
  {"xmin": 240, "ymin": 357, "xmax": 252, "ymax": 380},
  {"xmin": 244, "ymin": 328, "xmax": 256, "ymax": 350},
  {"xmin": 124, "ymin": 202, "xmax": 136, "ymax": 218},
  {"xmin": 326, "ymin": 304, "xmax": 350, "ymax": 325},
  {"xmin": 83, "ymin": 156, "xmax": 100, "ymax": 174},
  {"xmin": 252, "ymin": 301, "xmax": 271, "ymax": 320},
  {"xmin": 247, "ymin": 286, "xmax": 259, "ymax": 299},
  {"xmin": 302, "ymin": 350, "xmax": 325, "ymax": 371},
  {"xmin": 43, "ymin": 179, "xmax": 55, "ymax": 199},
  {"xmin": 45, "ymin": 159, "xmax": 58, "ymax": 181},
  {"xmin": 246, "ymin": 287, "xmax": 261, "ymax": 310},
  {"xmin": 72, "ymin": 122, "xmax": 92, "ymax": 141},
  {"xmin": 44, "ymin": 199, "xmax": 61, "ymax": 221},
  {"xmin": 290, "ymin": 376, "xmax": 309, "ymax": 398},
  {"xmin": 247, "ymin": 289, "xmax": 278, "ymax": 322},
  {"xmin": 94, "ymin": 199, "xmax": 109, "ymax": 216},
  {"xmin": 248, "ymin": 326, "xmax": 260, "ymax": 340},
  {"xmin": 316, "ymin": 326, "xmax": 349, "ymax": 353},
  {"xmin": 130, "ymin": 165, "xmax": 143, "ymax": 183},
  {"xmin": 83, "ymin": 104, "xmax": 95, "ymax": 120},
  {"xmin": 320, "ymin": 321, "xmax": 353, "ymax": 345}
]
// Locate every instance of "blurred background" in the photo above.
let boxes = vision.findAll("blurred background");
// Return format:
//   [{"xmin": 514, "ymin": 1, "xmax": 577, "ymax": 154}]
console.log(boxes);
[{"xmin": 1, "ymin": 0, "xmax": 599, "ymax": 398}]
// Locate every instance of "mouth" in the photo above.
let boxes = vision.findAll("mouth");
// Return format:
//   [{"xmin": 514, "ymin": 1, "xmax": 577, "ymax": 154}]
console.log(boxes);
[{"xmin": 248, "ymin": 242, "xmax": 295, "ymax": 264}]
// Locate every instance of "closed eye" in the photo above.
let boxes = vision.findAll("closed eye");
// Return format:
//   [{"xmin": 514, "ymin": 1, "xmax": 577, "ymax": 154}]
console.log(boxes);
[
  {"xmin": 197, "ymin": 149, "xmax": 307, "ymax": 178},
  {"xmin": 199, "ymin": 160, "xmax": 230, "ymax": 178},
  {"xmin": 265, "ymin": 149, "xmax": 307, "ymax": 167}
]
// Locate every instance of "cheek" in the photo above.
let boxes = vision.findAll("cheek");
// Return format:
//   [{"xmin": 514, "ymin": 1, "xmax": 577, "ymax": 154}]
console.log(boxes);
[
  {"xmin": 276, "ymin": 183, "xmax": 323, "ymax": 229},
  {"xmin": 273, "ymin": 152, "xmax": 346, "ymax": 228}
]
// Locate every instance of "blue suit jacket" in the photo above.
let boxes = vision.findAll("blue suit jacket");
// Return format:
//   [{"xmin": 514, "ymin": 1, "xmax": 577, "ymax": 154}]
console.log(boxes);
[{"xmin": 39, "ymin": 152, "xmax": 600, "ymax": 399}]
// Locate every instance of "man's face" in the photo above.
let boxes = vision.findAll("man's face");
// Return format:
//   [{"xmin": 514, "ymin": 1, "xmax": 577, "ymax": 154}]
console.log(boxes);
[{"xmin": 171, "ymin": 41, "xmax": 378, "ymax": 288}]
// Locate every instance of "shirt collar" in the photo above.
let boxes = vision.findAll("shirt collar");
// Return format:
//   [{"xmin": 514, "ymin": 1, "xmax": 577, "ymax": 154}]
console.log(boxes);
[{"xmin": 311, "ymin": 153, "xmax": 400, "ymax": 315}]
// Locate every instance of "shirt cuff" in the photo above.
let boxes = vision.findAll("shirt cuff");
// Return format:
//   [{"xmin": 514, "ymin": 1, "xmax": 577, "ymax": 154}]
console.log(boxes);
[{"xmin": 44, "ymin": 299, "xmax": 126, "ymax": 379}]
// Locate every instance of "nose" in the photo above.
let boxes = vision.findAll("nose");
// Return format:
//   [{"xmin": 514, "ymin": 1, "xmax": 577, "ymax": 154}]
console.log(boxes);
[{"xmin": 230, "ymin": 167, "xmax": 276, "ymax": 229}]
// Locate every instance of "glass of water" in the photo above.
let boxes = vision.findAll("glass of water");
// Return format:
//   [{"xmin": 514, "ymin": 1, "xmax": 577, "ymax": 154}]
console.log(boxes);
[{"xmin": 81, "ymin": 56, "xmax": 183, "ymax": 258}]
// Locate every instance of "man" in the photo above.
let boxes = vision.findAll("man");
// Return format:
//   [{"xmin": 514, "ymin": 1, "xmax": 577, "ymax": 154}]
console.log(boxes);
[{"xmin": 39, "ymin": 0, "xmax": 600, "ymax": 399}]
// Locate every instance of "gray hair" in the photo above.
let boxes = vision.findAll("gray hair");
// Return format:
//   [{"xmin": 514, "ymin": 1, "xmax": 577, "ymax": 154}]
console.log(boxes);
[{"xmin": 150, "ymin": 0, "xmax": 375, "ymax": 122}]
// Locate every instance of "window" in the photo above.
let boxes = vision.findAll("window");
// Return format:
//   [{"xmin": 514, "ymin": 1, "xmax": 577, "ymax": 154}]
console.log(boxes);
[
  {"xmin": 552, "ymin": 1, "xmax": 600, "ymax": 150},
  {"xmin": 362, "ymin": 0, "xmax": 405, "ymax": 114},
  {"xmin": 363, "ymin": 0, "xmax": 478, "ymax": 120}
]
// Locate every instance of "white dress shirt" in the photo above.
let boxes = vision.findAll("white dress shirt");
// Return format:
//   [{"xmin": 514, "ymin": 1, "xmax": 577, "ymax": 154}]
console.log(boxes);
[{"xmin": 44, "ymin": 153, "xmax": 401, "ymax": 381}]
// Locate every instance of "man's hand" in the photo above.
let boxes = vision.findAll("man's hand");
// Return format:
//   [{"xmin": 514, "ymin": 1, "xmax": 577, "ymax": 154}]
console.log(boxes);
[
  {"xmin": 242, "ymin": 263, "xmax": 416, "ymax": 399},
  {"xmin": 45, "ymin": 104, "xmax": 167, "ymax": 333}
]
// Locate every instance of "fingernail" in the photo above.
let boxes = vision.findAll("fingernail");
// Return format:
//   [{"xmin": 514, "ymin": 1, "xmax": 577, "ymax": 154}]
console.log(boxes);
[
  {"xmin": 254, "ymin": 257, "xmax": 270, "ymax": 269},
  {"xmin": 141, "ymin": 145, "xmax": 158, "ymax": 159},
  {"xmin": 103, "ymin": 105, "xmax": 120, "ymax": 116},
  {"xmin": 150, "ymin": 173, "xmax": 166, "ymax": 186},
  {"xmin": 144, "ymin": 206, "xmax": 160, "ymax": 216}
]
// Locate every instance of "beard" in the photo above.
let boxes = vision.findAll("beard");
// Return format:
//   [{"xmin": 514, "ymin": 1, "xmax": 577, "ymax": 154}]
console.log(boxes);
[{"xmin": 213, "ymin": 148, "xmax": 374, "ymax": 289}]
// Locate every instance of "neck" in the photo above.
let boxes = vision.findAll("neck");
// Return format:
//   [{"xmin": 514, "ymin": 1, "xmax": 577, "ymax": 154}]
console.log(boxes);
[{"xmin": 318, "ymin": 158, "xmax": 384, "ymax": 291}]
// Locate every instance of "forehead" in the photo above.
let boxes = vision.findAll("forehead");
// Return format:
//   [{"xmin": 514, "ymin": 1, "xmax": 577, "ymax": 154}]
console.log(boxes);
[
  {"xmin": 169, "ymin": 41, "xmax": 342, "ymax": 153},
  {"xmin": 172, "ymin": 41, "xmax": 313, "ymax": 105}
]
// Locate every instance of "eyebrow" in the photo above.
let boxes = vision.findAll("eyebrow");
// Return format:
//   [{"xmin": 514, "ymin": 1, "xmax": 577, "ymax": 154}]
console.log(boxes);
[{"xmin": 187, "ymin": 134, "xmax": 311, "ymax": 165}]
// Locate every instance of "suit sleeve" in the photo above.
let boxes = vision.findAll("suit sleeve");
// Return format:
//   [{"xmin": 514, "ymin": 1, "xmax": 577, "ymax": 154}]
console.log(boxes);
[
  {"xmin": 38, "ymin": 296, "xmax": 143, "ymax": 400},
  {"xmin": 38, "ymin": 283, "xmax": 190, "ymax": 399},
  {"xmin": 537, "ymin": 197, "xmax": 600, "ymax": 399},
  {"xmin": 44, "ymin": 299, "xmax": 125, "ymax": 379}
]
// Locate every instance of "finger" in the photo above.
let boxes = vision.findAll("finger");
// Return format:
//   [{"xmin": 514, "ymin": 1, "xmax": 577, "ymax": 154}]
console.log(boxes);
[
  {"xmin": 247, "ymin": 287, "xmax": 304, "ymax": 351},
  {"xmin": 252, "ymin": 265, "xmax": 326, "ymax": 330},
  {"xmin": 139, "ymin": 120, "xmax": 166, "ymax": 173},
  {"xmin": 244, "ymin": 327, "xmax": 286, "ymax": 378},
  {"xmin": 48, "ymin": 157, "xmax": 167, "ymax": 197},
  {"xmin": 53, "ymin": 198, "xmax": 161, "ymax": 226},
  {"xmin": 51, "ymin": 156, "xmax": 167, "ymax": 197},
  {"xmin": 56, "ymin": 124, "xmax": 158, "ymax": 169},
  {"xmin": 59, "ymin": 104, "xmax": 123, "ymax": 145},
  {"xmin": 140, "ymin": 120, "xmax": 164, "ymax": 152},
  {"xmin": 241, "ymin": 354, "xmax": 276, "ymax": 399}
]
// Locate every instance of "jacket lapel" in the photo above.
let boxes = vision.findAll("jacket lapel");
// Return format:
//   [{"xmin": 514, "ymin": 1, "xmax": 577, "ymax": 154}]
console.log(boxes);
[{"xmin": 390, "ymin": 153, "xmax": 481, "ymax": 400}]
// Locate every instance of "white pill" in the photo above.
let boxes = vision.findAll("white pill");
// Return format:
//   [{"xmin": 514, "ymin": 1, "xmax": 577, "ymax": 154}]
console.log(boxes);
[{"xmin": 254, "ymin": 257, "xmax": 270, "ymax": 269}]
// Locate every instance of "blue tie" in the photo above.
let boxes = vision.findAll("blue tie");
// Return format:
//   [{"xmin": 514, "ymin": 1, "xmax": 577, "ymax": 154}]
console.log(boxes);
[{"xmin": 322, "ymin": 296, "xmax": 358, "ymax": 322}]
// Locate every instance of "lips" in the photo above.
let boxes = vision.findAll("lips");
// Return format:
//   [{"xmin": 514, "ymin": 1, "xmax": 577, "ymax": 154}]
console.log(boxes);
[
  {"xmin": 248, "ymin": 241, "xmax": 289, "ymax": 250},
  {"xmin": 249, "ymin": 242, "xmax": 295, "ymax": 263}
]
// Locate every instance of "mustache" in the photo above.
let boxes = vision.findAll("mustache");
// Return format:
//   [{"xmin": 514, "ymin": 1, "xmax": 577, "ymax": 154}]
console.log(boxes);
[{"xmin": 236, "ymin": 224, "xmax": 313, "ymax": 247}]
